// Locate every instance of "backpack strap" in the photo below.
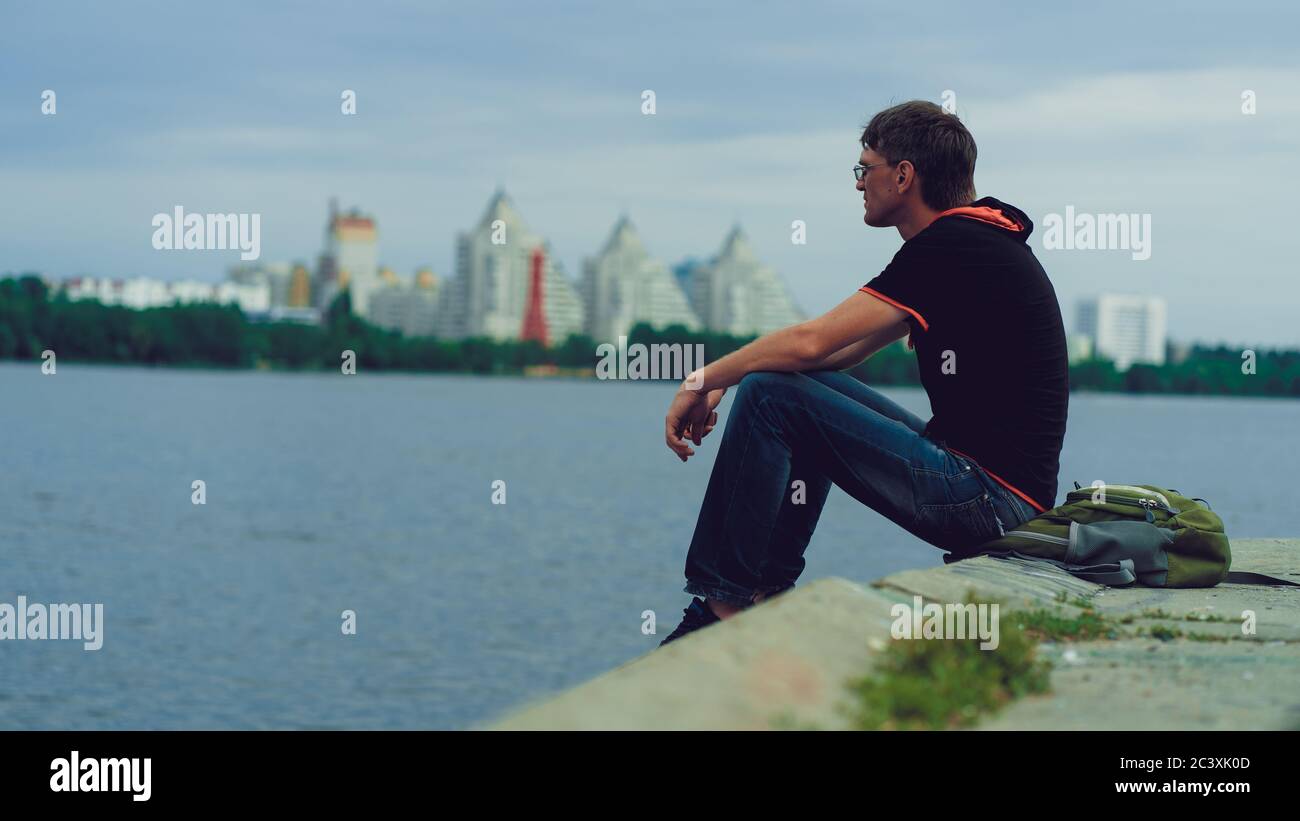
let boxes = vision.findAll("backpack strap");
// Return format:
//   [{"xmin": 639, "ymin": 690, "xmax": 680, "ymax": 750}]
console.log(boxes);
[
  {"xmin": 1224, "ymin": 570, "xmax": 1300, "ymax": 587},
  {"xmin": 947, "ymin": 550, "xmax": 1300, "ymax": 588},
  {"xmin": 968, "ymin": 549, "xmax": 1138, "ymax": 586}
]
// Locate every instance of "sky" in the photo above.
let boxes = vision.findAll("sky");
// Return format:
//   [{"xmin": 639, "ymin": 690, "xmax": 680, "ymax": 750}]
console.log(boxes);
[{"xmin": 2, "ymin": 0, "xmax": 1297, "ymax": 346}]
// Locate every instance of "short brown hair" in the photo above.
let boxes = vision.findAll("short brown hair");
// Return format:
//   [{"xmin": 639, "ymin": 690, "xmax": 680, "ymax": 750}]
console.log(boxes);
[{"xmin": 861, "ymin": 100, "xmax": 977, "ymax": 211}]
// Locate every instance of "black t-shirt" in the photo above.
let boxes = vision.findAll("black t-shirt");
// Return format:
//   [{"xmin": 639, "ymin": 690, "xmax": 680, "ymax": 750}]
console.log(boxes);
[{"xmin": 860, "ymin": 196, "xmax": 1068, "ymax": 513}]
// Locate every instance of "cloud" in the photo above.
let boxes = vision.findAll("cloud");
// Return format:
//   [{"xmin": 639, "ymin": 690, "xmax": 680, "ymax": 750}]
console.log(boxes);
[{"xmin": 963, "ymin": 66, "xmax": 1300, "ymax": 141}]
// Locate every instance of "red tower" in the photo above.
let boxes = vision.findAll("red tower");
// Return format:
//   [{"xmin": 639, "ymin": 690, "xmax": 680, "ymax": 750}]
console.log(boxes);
[{"xmin": 521, "ymin": 246, "xmax": 549, "ymax": 346}]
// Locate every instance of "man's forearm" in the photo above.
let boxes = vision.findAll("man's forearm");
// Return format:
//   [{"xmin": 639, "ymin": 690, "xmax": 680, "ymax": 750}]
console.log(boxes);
[
  {"xmin": 684, "ymin": 324, "xmax": 827, "ymax": 393},
  {"xmin": 812, "ymin": 337, "xmax": 875, "ymax": 372},
  {"xmin": 679, "ymin": 291, "xmax": 911, "ymax": 393},
  {"xmin": 813, "ymin": 321, "xmax": 910, "ymax": 371},
  {"xmin": 685, "ymin": 320, "xmax": 909, "ymax": 392}
]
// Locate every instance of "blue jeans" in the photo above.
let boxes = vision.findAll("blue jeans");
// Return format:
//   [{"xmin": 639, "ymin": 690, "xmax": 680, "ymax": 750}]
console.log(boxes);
[{"xmin": 683, "ymin": 370, "xmax": 1039, "ymax": 608}]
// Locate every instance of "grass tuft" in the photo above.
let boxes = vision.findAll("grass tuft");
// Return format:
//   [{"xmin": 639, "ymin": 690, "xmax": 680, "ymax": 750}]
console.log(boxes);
[{"xmin": 845, "ymin": 594, "xmax": 1052, "ymax": 730}]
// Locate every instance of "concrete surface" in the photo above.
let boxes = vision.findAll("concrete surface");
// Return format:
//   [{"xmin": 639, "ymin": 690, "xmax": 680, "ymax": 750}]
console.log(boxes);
[{"xmin": 485, "ymin": 538, "xmax": 1300, "ymax": 730}]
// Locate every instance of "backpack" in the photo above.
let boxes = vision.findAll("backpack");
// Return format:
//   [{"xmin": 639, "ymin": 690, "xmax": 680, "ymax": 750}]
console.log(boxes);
[{"xmin": 950, "ymin": 483, "xmax": 1296, "ymax": 588}]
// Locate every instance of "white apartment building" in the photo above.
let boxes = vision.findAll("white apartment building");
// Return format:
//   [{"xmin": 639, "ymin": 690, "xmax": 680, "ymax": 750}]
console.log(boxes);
[
  {"xmin": 228, "ymin": 262, "xmax": 293, "ymax": 308},
  {"xmin": 581, "ymin": 216, "xmax": 700, "ymax": 341},
  {"xmin": 434, "ymin": 189, "xmax": 584, "ymax": 343},
  {"xmin": 369, "ymin": 269, "xmax": 441, "ymax": 337},
  {"xmin": 1076, "ymin": 294, "xmax": 1167, "ymax": 370},
  {"xmin": 314, "ymin": 201, "xmax": 379, "ymax": 317},
  {"xmin": 688, "ymin": 226, "xmax": 804, "ymax": 336}
]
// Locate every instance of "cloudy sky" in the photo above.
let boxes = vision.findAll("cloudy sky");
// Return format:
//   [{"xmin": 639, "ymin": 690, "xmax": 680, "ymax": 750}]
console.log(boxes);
[{"xmin": 3, "ymin": 0, "xmax": 1296, "ymax": 346}]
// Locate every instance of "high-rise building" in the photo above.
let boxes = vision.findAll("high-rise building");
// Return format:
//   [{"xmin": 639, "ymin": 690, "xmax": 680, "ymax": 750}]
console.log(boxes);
[
  {"xmin": 687, "ymin": 225, "xmax": 803, "ymax": 336},
  {"xmin": 1076, "ymin": 294, "xmax": 1167, "ymax": 370},
  {"xmin": 434, "ymin": 189, "xmax": 584, "ymax": 343},
  {"xmin": 316, "ymin": 199, "xmax": 379, "ymax": 317},
  {"xmin": 368, "ymin": 276, "xmax": 409, "ymax": 333},
  {"xmin": 288, "ymin": 264, "xmax": 312, "ymax": 308},
  {"xmin": 315, "ymin": 248, "xmax": 338, "ymax": 310},
  {"xmin": 581, "ymin": 216, "xmax": 700, "ymax": 341},
  {"xmin": 406, "ymin": 268, "xmax": 441, "ymax": 337},
  {"xmin": 228, "ymin": 262, "xmax": 292, "ymax": 307},
  {"xmin": 368, "ymin": 268, "xmax": 441, "ymax": 337}
]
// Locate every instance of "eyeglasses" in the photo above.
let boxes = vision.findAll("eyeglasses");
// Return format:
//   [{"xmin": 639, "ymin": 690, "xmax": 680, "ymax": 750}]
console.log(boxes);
[{"xmin": 853, "ymin": 162, "xmax": 891, "ymax": 181}]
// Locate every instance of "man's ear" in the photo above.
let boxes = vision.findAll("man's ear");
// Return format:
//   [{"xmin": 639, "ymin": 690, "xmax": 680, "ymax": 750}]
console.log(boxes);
[{"xmin": 895, "ymin": 160, "xmax": 915, "ymax": 191}]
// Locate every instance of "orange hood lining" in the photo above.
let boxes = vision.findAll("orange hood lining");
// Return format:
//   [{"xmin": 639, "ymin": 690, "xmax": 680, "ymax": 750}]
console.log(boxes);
[{"xmin": 934, "ymin": 205, "xmax": 1024, "ymax": 232}]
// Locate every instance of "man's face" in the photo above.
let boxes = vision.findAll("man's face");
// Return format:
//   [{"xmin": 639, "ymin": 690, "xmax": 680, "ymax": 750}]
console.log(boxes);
[{"xmin": 856, "ymin": 147, "xmax": 898, "ymax": 227}]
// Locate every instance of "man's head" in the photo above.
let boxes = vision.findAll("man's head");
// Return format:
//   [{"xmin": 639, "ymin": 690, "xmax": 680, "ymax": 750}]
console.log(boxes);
[{"xmin": 856, "ymin": 100, "xmax": 977, "ymax": 230}]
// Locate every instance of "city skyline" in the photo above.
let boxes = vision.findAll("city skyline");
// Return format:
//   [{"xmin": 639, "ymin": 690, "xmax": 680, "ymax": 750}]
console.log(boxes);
[
  {"xmin": 40, "ymin": 190, "xmax": 814, "ymax": 345},
  {"xmin": 27, "ymin": 192, "xmax": 1236, "ymax": 357},
  {"xmin": 5, "ymin": 180, "xmax": 1289, "ymax": 350}
]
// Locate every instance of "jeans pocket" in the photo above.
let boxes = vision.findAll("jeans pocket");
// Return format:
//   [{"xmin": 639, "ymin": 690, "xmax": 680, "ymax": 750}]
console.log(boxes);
[
  {"xmin": 999, "ymin": 490, "xmax": 1038, "ymax": 530},
  {"xmin": 912, "ymin": 442, "xmax": 976, "ymax": 479},
  {"xmin": 915, "ymin": 492, "xmax": 1004, "ymax": 552}
]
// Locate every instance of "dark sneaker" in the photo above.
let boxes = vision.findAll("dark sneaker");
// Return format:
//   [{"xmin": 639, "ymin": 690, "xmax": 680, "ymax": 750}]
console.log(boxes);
[{"xmin": 659, "ymin": 597, "xmax": 720, "ymax": 646}]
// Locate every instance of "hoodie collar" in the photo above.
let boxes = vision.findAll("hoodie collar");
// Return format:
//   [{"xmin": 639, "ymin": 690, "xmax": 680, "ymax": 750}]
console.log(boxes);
[
  {"xmin": 936, "ymin": 204, "xmax": 1024, "ymax": 231},
  {"xmin": 923, "ymin": 197, "xmax": 1031, "ymax": 236}
]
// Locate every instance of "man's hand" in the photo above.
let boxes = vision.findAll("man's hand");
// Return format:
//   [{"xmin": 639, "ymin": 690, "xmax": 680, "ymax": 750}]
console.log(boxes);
[
  {"xmin": 665, "ymin": 388, "xmax": 726, "ymax": 461},
  {"xmin": 686, "ymin": 388, "xmax": 725, "ymax": 442}
]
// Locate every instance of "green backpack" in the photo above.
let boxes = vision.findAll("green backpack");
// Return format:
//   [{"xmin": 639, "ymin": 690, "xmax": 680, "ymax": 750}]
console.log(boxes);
[{"xmin": 955, "ymin": 483, "xmax": 1292, "ymax": 588}]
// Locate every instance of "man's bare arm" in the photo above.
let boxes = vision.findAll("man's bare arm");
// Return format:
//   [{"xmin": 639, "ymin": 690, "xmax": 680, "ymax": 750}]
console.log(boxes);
[
  {"xmin": 681, "ymin": 291, "xmax": 908, "ymax": 394},
  {"xmin": 810, "ymin": 318, "xmax": 910, "ymax": 371}
]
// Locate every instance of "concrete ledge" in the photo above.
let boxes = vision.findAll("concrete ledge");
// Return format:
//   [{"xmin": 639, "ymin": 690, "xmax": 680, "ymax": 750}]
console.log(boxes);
[{"xmin": 485, "ymin": 539, "xmax": 1300, "ymax": 730}]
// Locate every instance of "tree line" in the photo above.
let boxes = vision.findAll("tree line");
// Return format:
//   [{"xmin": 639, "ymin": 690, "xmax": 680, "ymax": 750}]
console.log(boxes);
[{"xmin": 2, "ymin": 275, "xmax": 1297, "ymax": 396}]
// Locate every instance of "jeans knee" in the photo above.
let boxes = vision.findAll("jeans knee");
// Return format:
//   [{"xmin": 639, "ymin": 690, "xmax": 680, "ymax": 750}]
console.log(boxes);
[{"xmin": 736, "ymin": 371, "xmax": 794, "ymax": 402}]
